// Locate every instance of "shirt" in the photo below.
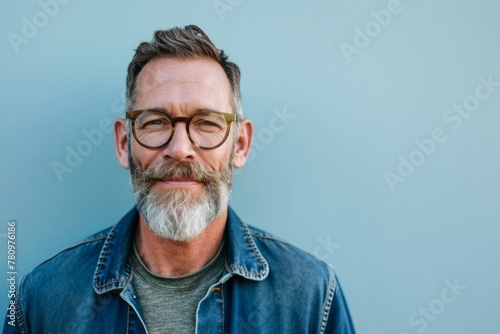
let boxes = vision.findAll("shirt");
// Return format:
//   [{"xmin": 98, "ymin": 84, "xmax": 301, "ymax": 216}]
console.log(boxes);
[{"xmin": 131, "ymin": 241, "xmax": 225, "ymax": 332}]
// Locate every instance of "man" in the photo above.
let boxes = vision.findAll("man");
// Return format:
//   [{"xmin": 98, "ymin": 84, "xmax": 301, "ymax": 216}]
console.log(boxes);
[{"xmin": 4, "ymin": 25, "xmax": 355, "ymax": 333}]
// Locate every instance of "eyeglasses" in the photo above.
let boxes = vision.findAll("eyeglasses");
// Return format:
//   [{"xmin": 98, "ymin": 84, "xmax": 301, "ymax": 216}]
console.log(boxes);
[{"xmin": 126, "ymin": 109, "xmax": 239, "ymax": 150}]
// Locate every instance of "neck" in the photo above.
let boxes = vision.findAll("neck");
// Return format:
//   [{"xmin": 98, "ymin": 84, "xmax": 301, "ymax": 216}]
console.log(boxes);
[{"xmin": 134, "ymin": 208, "xmax": 228, "ymax": 277}]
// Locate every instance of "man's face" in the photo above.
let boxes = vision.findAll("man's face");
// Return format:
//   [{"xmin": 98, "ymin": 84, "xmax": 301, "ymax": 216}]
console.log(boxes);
[
  {"xmin": 131, "ymin": 57, "xmax": 235, "ymax": 175},
  {"xmin": 126, "ymin": 57, "xmax": 238, "ymax": 241}
]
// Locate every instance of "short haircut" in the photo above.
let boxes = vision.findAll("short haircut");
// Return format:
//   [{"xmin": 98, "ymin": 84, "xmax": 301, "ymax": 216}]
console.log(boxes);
[{"xmin": 126, "ymin": 25, "xmax": 242, "ymax": 117}]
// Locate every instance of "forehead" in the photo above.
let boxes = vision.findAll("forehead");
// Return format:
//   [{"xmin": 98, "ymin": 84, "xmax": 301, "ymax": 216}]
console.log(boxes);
[{"xmin": 134, "ymin": 57, "xmax": 232, "ymax": 112}]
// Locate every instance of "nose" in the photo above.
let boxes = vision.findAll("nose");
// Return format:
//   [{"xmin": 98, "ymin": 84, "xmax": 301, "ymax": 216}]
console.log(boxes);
[{"xmin": 162, "ymin": 122, "xmax": 196, "ymax": 161}]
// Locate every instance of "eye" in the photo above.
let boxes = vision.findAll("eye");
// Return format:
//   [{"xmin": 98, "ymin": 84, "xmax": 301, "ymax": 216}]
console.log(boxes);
[
  {"xmin": 191, "ymin": 113, "xmax": 226, "ymax": 132},
  {"xmin": 140, "ymin": 118, "xmax": 169, "ymax": 130},
  {"xmin": 136, "ymin": 111, "xmax": 172, "ymax": 130},
  {"xmin": 199, "ymin": 120, "xmax": 218, "ymax": 127},
  {"xmin": 146, "ymin": 119, "xmax": 166, "ymax": 126}
]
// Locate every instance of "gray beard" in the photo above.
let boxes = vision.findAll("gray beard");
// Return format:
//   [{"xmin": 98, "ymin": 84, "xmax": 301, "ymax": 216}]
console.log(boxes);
[{"xmin": 129, "ymin": 154, "xmax": 233, "ymax": 241}]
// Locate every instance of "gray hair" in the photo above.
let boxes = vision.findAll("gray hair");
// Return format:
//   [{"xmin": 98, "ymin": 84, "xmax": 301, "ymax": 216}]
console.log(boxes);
[{"xmin": 125, "ymin": 25, "xmax": 243, "ymax": 118}]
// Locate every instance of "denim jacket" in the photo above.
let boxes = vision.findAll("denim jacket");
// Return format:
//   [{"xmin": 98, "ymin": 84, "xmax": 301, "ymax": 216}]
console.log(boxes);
[{"xmin": 4, "ymin": 207, "xmax": 355, "ymax": 333}]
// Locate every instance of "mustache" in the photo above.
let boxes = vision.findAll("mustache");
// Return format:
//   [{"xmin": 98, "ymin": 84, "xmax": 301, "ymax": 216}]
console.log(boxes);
[{"xmin": 131, "ymin": 160, "xmax": 232, "ymax": 190}]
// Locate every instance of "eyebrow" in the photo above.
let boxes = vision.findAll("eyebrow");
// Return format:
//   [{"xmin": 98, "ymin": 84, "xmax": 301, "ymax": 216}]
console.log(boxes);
[{"xmin": 146, "ymin": 107, "xmax": 226, "ymax": 116}]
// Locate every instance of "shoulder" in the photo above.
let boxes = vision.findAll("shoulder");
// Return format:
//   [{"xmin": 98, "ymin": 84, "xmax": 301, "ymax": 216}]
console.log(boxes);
[
  {"xmin": 247, "ymin": 223, "xmax": 330, "ymax": 268},
  {"xmin": 245, "ymin": 224, "xmax": 355, "ymax": 333},
  {"xmin": 243, "ymin": 224, "xmax": 350, "ymax": 332},
  {"xmin": 24, "ymin": 208, "xmax": 137, "ymax": 282},
  {"xmin": 31, "ymin": 227, "xmax": 109, "ymax": 273},
  {"xmin": 15, "ymin": 226, "xmax": 114, "ymax": 329},
  {"xmin": 246, "ymin": 223, "xmax": 335, "ymax": 284},
  {"xmin": 21, "ymin": 226, "xmax": 111, "ymax": 293}
]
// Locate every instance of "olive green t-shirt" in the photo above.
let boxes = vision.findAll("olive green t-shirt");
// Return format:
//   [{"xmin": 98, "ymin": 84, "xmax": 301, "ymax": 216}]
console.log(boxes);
[{"xmin": 131, "ymin": 243, "xmax": 225, "ymax": 333}]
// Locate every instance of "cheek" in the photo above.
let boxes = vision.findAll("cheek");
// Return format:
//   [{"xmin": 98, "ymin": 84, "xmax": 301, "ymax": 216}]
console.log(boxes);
[
  {"xmin": 130, "ymin": 142, "xmax": 159, "ymax": 170},
  {"xmin": 200, "ymin": 147, "xmax": 234, "ymax": 171}
]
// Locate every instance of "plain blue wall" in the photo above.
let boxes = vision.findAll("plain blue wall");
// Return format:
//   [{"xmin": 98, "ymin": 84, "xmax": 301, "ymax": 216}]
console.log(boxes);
[{"xmin": 2, "ymin": 0, "xmax": 500, "ymax": 333}]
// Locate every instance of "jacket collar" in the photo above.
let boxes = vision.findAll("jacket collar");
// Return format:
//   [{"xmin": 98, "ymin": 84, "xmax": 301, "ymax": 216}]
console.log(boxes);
[
  {"xmin": 224, "ymin": 207, "xmax": 269, "ymax": 281},
  {"xmin": 93, "ymin": 206, "xmax": 269, "ymax": 294}
]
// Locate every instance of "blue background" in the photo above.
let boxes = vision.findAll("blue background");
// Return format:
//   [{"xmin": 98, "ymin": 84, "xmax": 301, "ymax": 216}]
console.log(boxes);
[{"xmin": 2, "ymin": 0, "xmax": 500, "ymax": 333}]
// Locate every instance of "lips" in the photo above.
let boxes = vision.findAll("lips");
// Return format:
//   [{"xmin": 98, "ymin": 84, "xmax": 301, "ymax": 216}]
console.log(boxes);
[{"xmin": 160, "ymin": 177, "xmax": 201, "ymax": 186}]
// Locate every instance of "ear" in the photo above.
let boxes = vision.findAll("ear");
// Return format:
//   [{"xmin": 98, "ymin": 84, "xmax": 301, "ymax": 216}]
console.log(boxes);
[
  {"xmin": 232, "ymin": 119, "xmax": 253, "ymax": 169},
  {"xmin": 114, "ymin": 118, "xmax": 130, "ymax": 169}
]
